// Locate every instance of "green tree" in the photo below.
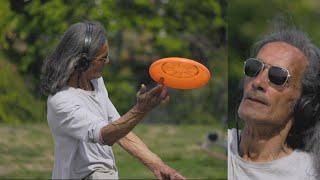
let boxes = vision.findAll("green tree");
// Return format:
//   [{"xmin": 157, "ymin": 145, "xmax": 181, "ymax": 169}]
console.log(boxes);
[{"xmin": 0, "ymin": 0, "xmax": 227, "ymax": 124}]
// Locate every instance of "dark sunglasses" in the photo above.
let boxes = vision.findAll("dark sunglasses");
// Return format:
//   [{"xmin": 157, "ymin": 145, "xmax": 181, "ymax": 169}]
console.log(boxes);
[{"xmin": 244, "ymin": 58, "xmax": 291, "ymax": 86}]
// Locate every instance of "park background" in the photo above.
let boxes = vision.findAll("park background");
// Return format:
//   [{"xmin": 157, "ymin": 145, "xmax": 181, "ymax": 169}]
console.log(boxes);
[
  {"xmin": 228, "ymin": 0, "xmax": 320, "ymax": 128},
  {"xmin": 0, "ymin": 0, "xmax": 227, "ymax": 179}
]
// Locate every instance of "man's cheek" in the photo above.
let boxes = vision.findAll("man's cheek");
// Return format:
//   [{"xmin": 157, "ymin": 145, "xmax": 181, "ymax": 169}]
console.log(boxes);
[{"xmin": 243, "ymin": 78, "xmax": 252, "ymax": 90}]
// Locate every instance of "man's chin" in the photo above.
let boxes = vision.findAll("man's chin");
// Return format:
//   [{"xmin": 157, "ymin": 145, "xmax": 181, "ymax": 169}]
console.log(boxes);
[{"xmin": 238, "ymin": 108, "xmax": 269, "ymax": 123}]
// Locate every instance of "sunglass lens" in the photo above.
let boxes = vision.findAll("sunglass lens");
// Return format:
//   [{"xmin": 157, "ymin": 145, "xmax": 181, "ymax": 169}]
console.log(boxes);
[
  {"xmin": 244, "ymin": 59, "xmax": 262, "ymax": 77},
  {"xmin": 268, "ymin": 67, "xmax": 288, "ymax": 85}
]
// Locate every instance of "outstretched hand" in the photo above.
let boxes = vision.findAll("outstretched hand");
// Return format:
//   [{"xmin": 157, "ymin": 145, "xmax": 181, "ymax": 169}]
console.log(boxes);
[
  {"xmin": 152, "ymin": 163, "xmax": 186, "ymax": 180},
  {"xmin": 135, "ymin": 83, "xmax": 169, "ymax": 113}
]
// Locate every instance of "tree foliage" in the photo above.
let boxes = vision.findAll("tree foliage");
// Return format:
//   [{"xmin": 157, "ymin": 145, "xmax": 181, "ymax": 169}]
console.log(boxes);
[
  {"xmin": 0, "ymin": 0, "xmax": 226, "ymax": 124},
  {"xmin": 0, "ymin": 59, "xmax": 44, "ymax": 124}
]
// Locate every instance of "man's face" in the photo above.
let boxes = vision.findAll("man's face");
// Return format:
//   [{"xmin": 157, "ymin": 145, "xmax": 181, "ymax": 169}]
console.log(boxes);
[
  {"xmin": 238, "ymin": 42, "xmax": 308, "ymax": 126},
  {"xmin": 85, "ymin": 44, "xmax": 110, "ymax": 79}
]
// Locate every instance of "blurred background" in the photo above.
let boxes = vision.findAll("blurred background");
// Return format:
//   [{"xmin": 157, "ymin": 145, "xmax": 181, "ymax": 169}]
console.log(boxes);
[
  {"xmin": 228, "ymin": 0, "xmax": 320, "ymax": 128},
  {"xmin": 0, "ymin": 0, "xmax": 227, "ymax": 179}
]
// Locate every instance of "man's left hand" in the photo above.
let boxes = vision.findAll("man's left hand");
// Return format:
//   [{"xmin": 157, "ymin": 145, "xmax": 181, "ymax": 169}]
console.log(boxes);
[{"xmin": 151, "ymin": 163, "xmax": 186, "ymax": 180}]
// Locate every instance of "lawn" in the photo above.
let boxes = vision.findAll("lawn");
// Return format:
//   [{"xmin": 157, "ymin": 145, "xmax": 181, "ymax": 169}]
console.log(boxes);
[{"xmin": 0, "ymin": 123, "xmax": 227, "ymax": 179}]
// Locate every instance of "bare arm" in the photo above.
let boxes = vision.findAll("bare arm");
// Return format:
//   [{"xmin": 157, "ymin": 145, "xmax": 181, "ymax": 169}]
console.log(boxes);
[
  {"xmin": 100, "ymin": 84, "xmax": 168, "ymax": 146},
  {"xmin": 118, "ymin": 132, "xmax": 164, "ymax": 170},
  {"xmin": 118, "ymin": 132, "xmax": 186, "ymax": 180},
  {"xmin": 101, "ymin": 83, "xmax": 185, "ymax": 179}
]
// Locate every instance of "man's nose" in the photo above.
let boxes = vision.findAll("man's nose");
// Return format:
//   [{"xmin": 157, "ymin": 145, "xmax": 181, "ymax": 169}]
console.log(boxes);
[
  {"xmin": 104, "ymin": 57, "xmax": 110, "ymax": 64},
  {"xmin": 251, "ymin": 69, "xmax": 268, "ymax": 92}
]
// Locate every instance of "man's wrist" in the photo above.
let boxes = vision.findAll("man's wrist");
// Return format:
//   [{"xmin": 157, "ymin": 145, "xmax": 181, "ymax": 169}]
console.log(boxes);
[
  {"xmin": 131, "ymin": 104, "xmax": 148, "ymax": 115},
  {"xmin": 145, "ymin": 159, "xmax": 166, "ymax": 172}
]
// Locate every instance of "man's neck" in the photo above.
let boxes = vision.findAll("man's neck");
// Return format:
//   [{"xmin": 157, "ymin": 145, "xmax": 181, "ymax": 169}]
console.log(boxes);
[
  {"xmin": 239, "ymin": 119, "xmax": 294, "ymax": 162},
  {"xmin": 68, "ymin": 71, "xmax": 94, "ymax": 91}
]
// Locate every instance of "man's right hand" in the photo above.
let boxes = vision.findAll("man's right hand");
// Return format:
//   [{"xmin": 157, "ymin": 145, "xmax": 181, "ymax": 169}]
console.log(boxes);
[{"xmin": 135, "ymin": 84, "xmax": 169, "ymax": 113}]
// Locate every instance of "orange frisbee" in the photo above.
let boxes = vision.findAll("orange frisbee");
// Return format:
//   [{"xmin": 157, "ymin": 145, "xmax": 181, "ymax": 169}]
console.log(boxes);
[{"xmin": 149, "ymin": 57, "xmax": 211, "ymax": 89}]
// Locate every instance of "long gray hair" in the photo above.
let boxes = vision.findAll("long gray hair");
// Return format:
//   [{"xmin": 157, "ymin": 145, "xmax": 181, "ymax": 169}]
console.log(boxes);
[{"xmin": 40, "ymin": 21, "xmax": 106, "ymax": 95}]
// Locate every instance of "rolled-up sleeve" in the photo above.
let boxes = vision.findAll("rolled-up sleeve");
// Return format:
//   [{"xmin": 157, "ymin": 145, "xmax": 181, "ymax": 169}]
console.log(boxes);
[{"xmin": 48, "ymin": 95, "xmax": 108, "ymax": 143}]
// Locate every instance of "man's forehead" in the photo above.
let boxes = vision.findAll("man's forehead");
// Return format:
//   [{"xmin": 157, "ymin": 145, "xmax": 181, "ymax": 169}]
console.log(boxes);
[{"xmin": 256, "ymin": 42, "xmax": 308, "ymax": 68}]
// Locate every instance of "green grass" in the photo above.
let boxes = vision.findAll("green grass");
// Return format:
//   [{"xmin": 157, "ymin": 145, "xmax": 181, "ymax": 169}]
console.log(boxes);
[{"xmin": 0, "ymin": 123, "xmax": 227, "ymax": 179}]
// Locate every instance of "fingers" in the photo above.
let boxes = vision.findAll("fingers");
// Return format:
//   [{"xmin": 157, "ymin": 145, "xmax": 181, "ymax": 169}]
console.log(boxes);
[
  {"xmin": 138, "ymin": 82, "xmax": 168, "ymax": 98},
  {"xmin": 160, "ymin": 86, "xmax": 168, "ymax": 99},
  {"xmin": 161, "ymin": 95, "xmax": 170, "ymax": 104},
  {"xmin": 154, "ymin": 171, "xmax": 163, "ymax": 180},
  {"xmin": 170, "ymin": 173, "xmax": 186, "ymax": 180},
  {"xmin": 159, "ymin": 77, "xmax": 164, "ymax": 85},
  {"xmin": 149, "ymin": 84, "xmax": 164, "ymax": 96},
  {"xmin": 140, "ymin": 84, "xmax": 147, "ymax": 94},
  {"xmin": 169, "ymin": 173, "xmax": 176, "ymax": 180},
  {"xmin": 163, "ymin": 166, "xmax": 185, "ymax": 180},
  {"xmin": 137, "ymin": 84, "xmax": 147, "ymax": 96},
  {"xmin": 153, "ymin": 165, "xmax": 186, "ymax": 180}
]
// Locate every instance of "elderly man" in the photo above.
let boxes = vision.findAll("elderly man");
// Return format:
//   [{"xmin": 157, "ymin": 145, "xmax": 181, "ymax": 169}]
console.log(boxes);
[
  {"xmin": 228, "ymin": 28, "xmax": 320, "ymax": 179},
  {"xmin": 40, "ymin": 21, "xmax": 185, "ymax": 180}
]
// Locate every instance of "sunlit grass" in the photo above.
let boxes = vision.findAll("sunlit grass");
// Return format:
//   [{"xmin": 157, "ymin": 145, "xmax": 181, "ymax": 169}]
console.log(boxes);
[{"xmin": 0, "ymin": 123, "xmax": 226, "ymax": 179}]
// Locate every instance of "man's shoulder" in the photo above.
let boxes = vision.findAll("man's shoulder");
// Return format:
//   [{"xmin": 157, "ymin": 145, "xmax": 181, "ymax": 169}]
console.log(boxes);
[
  {"xmin": 50, "ymin": 86, "xmax": 74, "ymax": 97},
  {"xmin": 292, "ymin": 150, "xmax": 313, "ymax": 162},
  {"xmin": 48, "ymin": 87, "xmax": 77, "ymax": 105}
]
